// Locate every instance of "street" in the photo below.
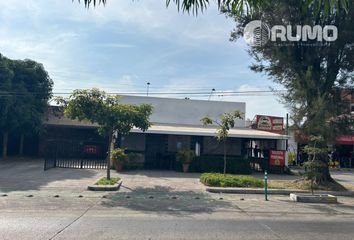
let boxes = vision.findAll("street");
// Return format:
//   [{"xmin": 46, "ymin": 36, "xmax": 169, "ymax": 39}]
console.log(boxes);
[
  {"xmin": 1, "ymin": 189, "xmax": 354, "ymax": 240},
  {"xmin": 1, "ymin": 160, "xmax": 354, "ymax": 240}
]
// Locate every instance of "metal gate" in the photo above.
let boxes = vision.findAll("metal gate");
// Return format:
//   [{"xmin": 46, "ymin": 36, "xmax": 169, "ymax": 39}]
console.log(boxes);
[{"xmin": 44, "ymin": 140, "xmax": 107, "ymax": 170}]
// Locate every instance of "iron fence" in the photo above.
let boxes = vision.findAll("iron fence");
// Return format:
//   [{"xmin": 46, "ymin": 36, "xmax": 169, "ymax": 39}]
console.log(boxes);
[{"xmin": 44, "ymin": 140, "xmax": 107, "ymax": 170}]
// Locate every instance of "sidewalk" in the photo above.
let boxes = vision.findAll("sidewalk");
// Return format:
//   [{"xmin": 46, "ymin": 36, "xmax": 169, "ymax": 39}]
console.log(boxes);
[{"xmin": 206, "ymin": 186, "xmax": 354, "ymax": 196}]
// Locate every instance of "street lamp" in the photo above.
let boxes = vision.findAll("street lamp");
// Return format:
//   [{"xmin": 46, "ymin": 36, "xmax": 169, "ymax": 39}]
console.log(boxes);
[
  {"xmin": 146, "ymin": 82, "xmax": 150, "ymax": 96},
  {"xmin": 208, "ymin": 88, "xmax": 215, "ymax": 101}
]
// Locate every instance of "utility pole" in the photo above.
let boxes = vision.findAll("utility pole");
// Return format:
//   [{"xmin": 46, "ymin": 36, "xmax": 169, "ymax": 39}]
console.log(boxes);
[{"xmin": 286, "ymin": 113, "xmax": 289, "ymax": 151}]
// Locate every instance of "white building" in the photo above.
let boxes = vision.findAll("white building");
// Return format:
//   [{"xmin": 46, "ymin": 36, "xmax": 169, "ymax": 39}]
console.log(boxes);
[{"xmin": 45, "ymin": 95, "xmax": 288, "ymax": 171}]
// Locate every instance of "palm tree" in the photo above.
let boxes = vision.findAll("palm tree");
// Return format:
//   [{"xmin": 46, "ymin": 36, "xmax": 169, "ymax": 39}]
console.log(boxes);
[{"xmin": 79, "ymin": 0, "xmax": 348, "ymax": 16}]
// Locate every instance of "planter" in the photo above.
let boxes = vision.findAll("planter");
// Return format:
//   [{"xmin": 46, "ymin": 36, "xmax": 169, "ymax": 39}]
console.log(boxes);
[
  {"xmin": 182, "ymin": 163, "xmax": 190, "ymax": 173},
  {"xmin": 88, "ymin": 179, "xmax": 122, "ymax": 191},
  {"xmin": 290, "ymin": 193, "xmax": 337, "ymax": 203}
]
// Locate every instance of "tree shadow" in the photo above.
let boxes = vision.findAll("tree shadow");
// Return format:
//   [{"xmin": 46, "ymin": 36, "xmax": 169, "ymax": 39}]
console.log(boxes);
[
  {"xmin": 333, "ymin": 203, "xmax": 354, "ymax": 213},
  {"xmin": 0, "ymin": 157, "xmax": 101, "ymax": 193},
  {"xmin": 302, "ymin": 203, "xmax": 353, "ymax": 215},
  {"xmin": 279, "ymin": 198, "xmax": 354, "ymax": 215},
  {"xmin": 101, "ymin": 186, "xmax": 233, "ymax": 216}
]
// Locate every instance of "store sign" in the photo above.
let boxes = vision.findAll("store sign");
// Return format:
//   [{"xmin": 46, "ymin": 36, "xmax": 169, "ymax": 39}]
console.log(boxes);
[
  {"xmin": 269, "ymin": 150, "xmax": 286, "ymax": 166},
  {"xmin": 337, "ymin": 135, "xmax": 354, "ymax": 145},
  {"xmin": 84, "ymin": 145, "xmax": 99, "ymax": 155},
  {"xmin": 256, "ymin": 115, "xmax": 284, "ymax": 133}
]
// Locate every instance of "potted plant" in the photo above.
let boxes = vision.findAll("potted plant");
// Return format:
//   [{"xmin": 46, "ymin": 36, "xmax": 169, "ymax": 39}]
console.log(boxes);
[
  {"xmin": 176, "ymin": 149, "xmax": 195, "ymax": 173},
  {"xmin": 111, "ymin": 148, "xmax": 127, "ymax": 172}
]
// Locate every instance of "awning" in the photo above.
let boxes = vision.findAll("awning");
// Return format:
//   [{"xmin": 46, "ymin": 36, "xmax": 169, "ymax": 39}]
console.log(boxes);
[
  {"xmin": 132, "ymin": 124, "xmax": 288, "ymax": 140},
  {"xmin": 337, "ymin": 135, "xmax": 354, "ymax": 145},
  {"xmin": 45, "ymin": 111, "xmax": 288, "ymax": 140}
]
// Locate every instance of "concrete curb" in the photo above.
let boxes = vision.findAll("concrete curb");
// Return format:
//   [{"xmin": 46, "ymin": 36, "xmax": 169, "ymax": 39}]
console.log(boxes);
[
  {"xmin": 205, "ymin": 187, "xmax": 354, "ymax": 197},
  {"xmin": 88, "ymin": 179, "xmax": 122, "ymax": 191},
  {"xmin": 290, "ymin": 193, "xmax": 338, "ymax": 203}
]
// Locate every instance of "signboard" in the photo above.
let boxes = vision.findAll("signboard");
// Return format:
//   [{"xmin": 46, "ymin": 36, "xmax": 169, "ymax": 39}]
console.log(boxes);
[
  {"xmin": 84, "ymin": 145, "xmax": 99, "ymax": 155},
  {"xmin": 337, "ymin": 135, "xmax": 354, "ymax": 145},
  {"xmin": 255, "ymin": 115, "xmax": 284, "ymax": 133},
  {"xmin": 269, "ymin": 150, "xmax": 286, "ymax": 166}
]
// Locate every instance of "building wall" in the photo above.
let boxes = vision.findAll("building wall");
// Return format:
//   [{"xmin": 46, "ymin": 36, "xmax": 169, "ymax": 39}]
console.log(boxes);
[
  {"xmin": 120, "ymin": 95, "xmax": 246, "ymax": 127},
  {"xmin": 120, "ymin": 133, "xmax": 146, "ymax": 152},
  {"xmin": 340, "ymin": 89, "xmax": 354, "ymax": 114}
]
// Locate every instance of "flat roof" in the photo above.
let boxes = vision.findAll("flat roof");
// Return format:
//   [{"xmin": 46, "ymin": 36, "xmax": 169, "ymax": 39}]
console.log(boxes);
[
  {"xmin": 131, "ymin": 124, "xmax": 288, "ymax": 140},
  {"xmin": 45, "ymin": 106, "xmax": 287, "ymax": 140}
]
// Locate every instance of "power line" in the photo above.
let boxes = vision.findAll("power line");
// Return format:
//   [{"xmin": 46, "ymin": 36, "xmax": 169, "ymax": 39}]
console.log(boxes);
[{"xmin": 0, "ymin": 90, "xmax": 287, "ymax": 96}]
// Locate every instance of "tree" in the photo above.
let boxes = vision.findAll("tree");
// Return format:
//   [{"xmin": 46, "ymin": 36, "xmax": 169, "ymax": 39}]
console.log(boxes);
[
  {"xmin": 78, "ymin": 0, "xmax": 348, "ymax": 16},
  {"xmin": 226, "ymin": 1, "xmax": 354, "ymax": 182},
  {"xmin": 0, "ymin": 55, "xmax": 13, "ymax": 159},
  {"xmin": 58, "ymin": 88, "xmax": 153, "ymax": 179},
  {"xmin": 0, "ymin": 54, "xmax": 53, "ymax": 159},
  {"xmin": 12, "ymin": 59, "xmax": 54, "ymax": 156},
  {"xmin": 302, "ymin": 136, "xmax": 328, "ymax": 194},
  {"xmin": 201, "ymin": 110, "xmax": 243, "ymax": 174}
]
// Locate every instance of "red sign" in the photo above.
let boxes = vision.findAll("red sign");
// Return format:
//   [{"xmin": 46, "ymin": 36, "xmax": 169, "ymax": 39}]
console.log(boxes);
[
  {"xmin": 269, "ymin": 150, "xmax": 286, "ymax": 166},
  {"xmin": 337, "ymin": 135, "xmax": 354, "ymax": 145},
  {"xmin": 84, "ymin": 145, "xmax": 99, "ymax": 155},
  {"xmin": 255, "ymin": 115, "xmax": 284, "ymax": 133}
]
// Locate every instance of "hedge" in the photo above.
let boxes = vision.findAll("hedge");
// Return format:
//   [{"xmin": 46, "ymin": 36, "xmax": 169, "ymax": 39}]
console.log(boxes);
[{"xmin": 200, "ymin": 173, "xmax": 263, "ymax": 188}]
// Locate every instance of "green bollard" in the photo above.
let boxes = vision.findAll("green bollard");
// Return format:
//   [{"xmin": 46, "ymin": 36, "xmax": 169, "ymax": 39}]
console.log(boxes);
[{"xmin": 264, "ymin": 170, "xmax": 268, "ymax": 201}]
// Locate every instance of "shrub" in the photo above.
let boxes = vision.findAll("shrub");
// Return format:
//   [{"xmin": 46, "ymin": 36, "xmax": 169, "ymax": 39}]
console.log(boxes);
[
  {"xmin": 200, "ymin": 173, "xmax": 263, "ymax": 188},
  {"xmin": 111, "ymin": 148, "xmax": 128, "ymax": 168},
  {"xmin": 189, "ymin": 155, "xmax": 251, "ymax": 174}
]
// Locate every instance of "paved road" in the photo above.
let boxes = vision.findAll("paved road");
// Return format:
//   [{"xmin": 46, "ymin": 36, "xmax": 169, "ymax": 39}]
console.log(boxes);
[
  {"xmin": 1, "ymin": 190, "xmax": 354, "ymax": 240},
  {"xmin": 2, "ymin": 211, "xmax": 354, "ymax": 240},
  {"xmin": 1, "ymin": 159, "xmax": 354, "ymax": 239}
]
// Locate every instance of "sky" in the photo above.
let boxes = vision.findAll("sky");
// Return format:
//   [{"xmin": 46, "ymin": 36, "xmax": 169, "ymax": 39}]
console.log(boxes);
[{"xmin": 0, "ymin": 0, "xmax": 288, "ymax": 119}]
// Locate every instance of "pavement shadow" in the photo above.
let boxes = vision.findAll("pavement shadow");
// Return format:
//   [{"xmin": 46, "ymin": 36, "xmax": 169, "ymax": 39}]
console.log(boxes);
[
  {"xmin": 119, "ymin": 170, "xmax": 201, "ymax": 179},
  {"xmin": 0, "ymin": 158, "xmax": 100, "ymax": 193},
  {"xmin": 289, "ymin": 201, "xmax": 354, "ymax": 215},
  {"xmin": 333, "ymin": 203, "xmax": 354, "ymax": 213},
  {"xmin": 101, "ymin": 186, "xmax": 233, "ymax": 215}
]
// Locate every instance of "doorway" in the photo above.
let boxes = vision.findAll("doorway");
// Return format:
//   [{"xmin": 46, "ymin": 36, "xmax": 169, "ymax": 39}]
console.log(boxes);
[{"xmin": 145, "ymin": 134, "xmax": 172, "ymax": 169}]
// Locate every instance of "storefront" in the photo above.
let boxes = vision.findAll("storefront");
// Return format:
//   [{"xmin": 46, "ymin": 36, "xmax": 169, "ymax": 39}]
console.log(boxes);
[{"xmin": 43, "ymin": 96, "xmax": 288, "ymax": 171}]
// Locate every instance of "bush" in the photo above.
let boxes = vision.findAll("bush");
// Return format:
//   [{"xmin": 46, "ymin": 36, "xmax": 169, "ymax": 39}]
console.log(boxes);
[
  {"xmin": 188, "ymin": 155, "xmax": 251, "ymax": 174},
  {"xmin": 111, "ymin": 148, "xmax": 128, "ymax": 168},
  {"xmin": 200, "ymin": 173, "xmax": 263, "ymax": 188},
  {"xmin": 176, "ymin": 149, "xmax": 195, "ymax": 164}
]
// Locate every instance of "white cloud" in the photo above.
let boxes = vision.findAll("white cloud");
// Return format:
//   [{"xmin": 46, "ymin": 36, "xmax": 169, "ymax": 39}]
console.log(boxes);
[
  {"xmin": 64, "ymin": 0, "xmax": 236, "ymax": 46},
  {"xmin": 96, "ymin": 43, "xmax": 135, "ymax": 48},
  {"xmin": 0, "ymin": 0, "xmax": 288, "ymax": 120}
]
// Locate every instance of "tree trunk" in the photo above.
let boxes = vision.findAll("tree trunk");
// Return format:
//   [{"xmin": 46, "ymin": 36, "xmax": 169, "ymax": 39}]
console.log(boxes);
[
  {"xmin": 2, "ymin": 132, "xmax": 8, "ymax": 159},
  {"xmin": 319, "ymin": 159, "xmax": 332, "ymax": 182},
  {"xmin": 223, "ymin": 139, "xmax": 227, "ymax": 175},
  {"xmin": 106, "ymin": 132, "xmax": 113, "ymax": 180},
  {"xmin": 19, "ymin": 134, "xmax": 24, "ymax": 157}
]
